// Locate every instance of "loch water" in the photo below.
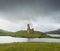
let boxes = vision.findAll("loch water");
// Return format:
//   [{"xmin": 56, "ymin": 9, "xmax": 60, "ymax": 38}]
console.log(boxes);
[{"xmin": 0, "ymin": 34, "xmax": 60, "ymax": 43}]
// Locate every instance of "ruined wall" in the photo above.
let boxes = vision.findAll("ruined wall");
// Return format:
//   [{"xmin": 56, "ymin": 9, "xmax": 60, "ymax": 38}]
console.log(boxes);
[{"xmin": 27, "ymin": 24, "xmax": 34, "ymax": 34}]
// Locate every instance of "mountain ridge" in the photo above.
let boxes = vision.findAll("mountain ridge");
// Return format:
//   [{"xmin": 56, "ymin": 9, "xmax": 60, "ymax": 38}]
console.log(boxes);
[{"xmin": 46, "ymin": 29, "xmax": 60, "ymax": 34}]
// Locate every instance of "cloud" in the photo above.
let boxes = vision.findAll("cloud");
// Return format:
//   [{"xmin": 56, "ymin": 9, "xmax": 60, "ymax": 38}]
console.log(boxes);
[
  {"xmin": 0, "ymin": 0, "xmax": 60, "ymax": 32},
  {"xmin": 0, "ymin": 19, "xmax": 18, "ymax": 32}
]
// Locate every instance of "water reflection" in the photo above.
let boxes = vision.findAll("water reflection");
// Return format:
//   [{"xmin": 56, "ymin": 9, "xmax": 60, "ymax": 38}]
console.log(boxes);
[
  {"xmin": 0, "ymin": 36, "xmax": 28, "ymax": 43},
  {"xmin": 0, "ymin": 36, "xmax": 60, "ymax": 43},
  {"xmin": 47, "ymin": 34, "xmax": 60, "ymax": 37},
  {"xmin": 30, "ymin": 38, "xmax": 60, "ymax": 42}
]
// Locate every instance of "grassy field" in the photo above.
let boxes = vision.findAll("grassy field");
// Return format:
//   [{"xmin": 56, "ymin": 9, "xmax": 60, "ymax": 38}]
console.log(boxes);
[
  {"xmin": 1, "ymin": 30, "xmax": 60, "ymax": 38},
  {"xmin": 0, "ymin": 32, "xmax": 13, "ymax": 36},
  {"xmin": 13, "ymin": 30, "xmax": 44, "ymax": 38},
  {"xmin": 0, "ymin": 42, "xmax": 60, "ymax": 51},
  {"xmin": 0, "ymin": 30, "xmax": 44, "ymax": 38}
]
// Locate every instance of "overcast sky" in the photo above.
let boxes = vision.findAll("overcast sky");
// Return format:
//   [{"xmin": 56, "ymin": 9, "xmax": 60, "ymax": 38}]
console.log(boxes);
[{"xmin": 0, "ymin": 0, "xmax": 60, "ymax": 32}]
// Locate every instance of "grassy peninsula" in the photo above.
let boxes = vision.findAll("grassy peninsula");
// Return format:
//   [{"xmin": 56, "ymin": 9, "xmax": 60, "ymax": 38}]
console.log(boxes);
[
  {"xmin": 1, "ymin": 30, "xmax": 60, "ymax": 38},
  {"xmin": 0, "ymin": 24, "xmax": 45, "ymax": 38},
  {"xmin": 0, "ymin": 42, "xmax": 60, "ymax": 51},
  {"xmin": 13, "ymin": 30, "xmax": 44, "ymax": 38},
  {"xmin": 0, "ymin": 30, "xmax": 45, "ymax": 38}
]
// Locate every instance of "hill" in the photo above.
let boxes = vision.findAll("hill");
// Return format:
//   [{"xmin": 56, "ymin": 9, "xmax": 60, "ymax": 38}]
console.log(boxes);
[
  {"xmin": 0, "ymin": 29, "xmax": 45, "ymax": 38},
  {"xmin": 0, "ymin": 29, "xmax": 8, "ymax": 32},
  {"xmin": 46, "ymin": 29, "xmax": 60, "ymax": 34},
  {"xmin": 13, "ymin": 30, "xmax": 45, "ymax": 38},
  {"xmin": 0, "ymin": 29, "xmax": 13, "ymax": 36}
]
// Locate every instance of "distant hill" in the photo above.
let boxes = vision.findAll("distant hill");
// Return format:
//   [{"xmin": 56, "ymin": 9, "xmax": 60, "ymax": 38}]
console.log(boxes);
[
  {"xmin": 0, "ymin": 29, "xmax": 13, "ymax": 36},
  {"xmin": 46, "ymin": 29, "xmax": 60, "ymax": 34},
  {"xmin": 0, "ymin": 29, "xmax": 9, "ymax": 32}
]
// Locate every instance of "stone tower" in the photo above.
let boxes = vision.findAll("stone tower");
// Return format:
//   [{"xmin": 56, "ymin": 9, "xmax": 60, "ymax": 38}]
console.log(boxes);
[
  {"xmin": 27, "ymin": 24, "xmax": 31, "ymax": 33},
  {"xmin": 27, "ymin": 24, "xmax": 34, "ymax": 34}
]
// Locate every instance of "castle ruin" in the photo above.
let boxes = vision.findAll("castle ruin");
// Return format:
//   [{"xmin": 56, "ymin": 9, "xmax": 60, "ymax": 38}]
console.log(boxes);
[{"xmin": 27, "ymin": 24, "xmax": 34, "ymax": 34}]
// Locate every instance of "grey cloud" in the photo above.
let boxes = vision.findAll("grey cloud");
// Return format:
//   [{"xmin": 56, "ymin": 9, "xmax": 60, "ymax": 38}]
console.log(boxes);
[
  {"xmin": 0, "ymin": 0, "xmax": 60, "ymax": 21},
  {"xmin": 0, "ymin": 0, "xmax": 60, "ymax": 31}
]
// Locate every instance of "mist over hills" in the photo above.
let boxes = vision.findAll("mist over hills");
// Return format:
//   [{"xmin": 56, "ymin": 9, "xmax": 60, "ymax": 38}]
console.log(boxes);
[
  {"xmin": 0, "ymin": 29, "xmax": 11, "ymax": 32},
  {"xmin": 0, "ymin": 29, "xmax": 7, "ymax": 32},
  {"xmin": 46, "ymin": 29, "xmax": 60, "ymax": 34}
]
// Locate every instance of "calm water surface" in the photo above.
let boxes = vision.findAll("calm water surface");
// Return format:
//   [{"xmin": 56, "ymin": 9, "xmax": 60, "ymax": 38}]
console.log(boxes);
[
  {"xmin": 0, "ymin": 34, "xmax": 60, "ymax": 43},
  {"xmin": 47, "ymin": 34, "xmax": 60, "ymax": 37}
]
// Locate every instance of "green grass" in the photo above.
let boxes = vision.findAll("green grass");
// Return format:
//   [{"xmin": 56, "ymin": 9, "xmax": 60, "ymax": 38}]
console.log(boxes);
[
  {"xmin": 0, "ymin": 42, "xmax": 60, "ymax": 51},
  {"xmin": 0, "ymin": 30, "xmax": 44, "ymax": 38},
  {"xmin": 1, "ymin": 30, "xmax": 60, "ymax": 38},
  {"xmin": 0, "ymin": 32, "xmax": 13, "ymax": 36},
  {"xmin": 13, "ymin": 30, "xmax": 44, "ymax": 38}
]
